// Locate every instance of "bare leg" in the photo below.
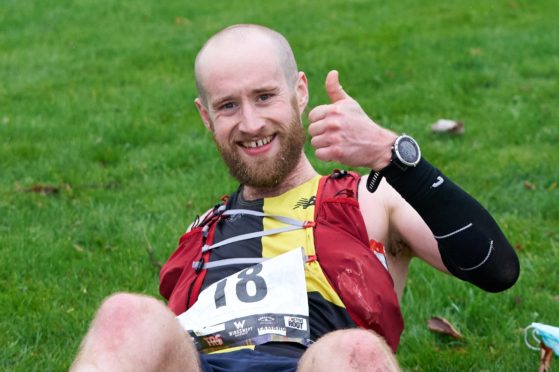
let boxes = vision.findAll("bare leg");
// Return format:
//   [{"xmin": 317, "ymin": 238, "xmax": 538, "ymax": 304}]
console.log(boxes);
[
  {"xmin": 71, "ymin": 293, "xmax": 200, "ymax": 372},
  {"xmin": 297, "ymin": 329, "xmax": 400, "ymax": 372}
]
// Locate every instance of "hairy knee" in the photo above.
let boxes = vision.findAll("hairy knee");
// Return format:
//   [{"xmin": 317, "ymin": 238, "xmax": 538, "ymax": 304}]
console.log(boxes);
[
  {"xmin": 90, "ymin": 293, "xmax": 169, "ymax": 348},
  {"xmin": 331, "ymin": 329, "xmax": 391, "ymax": 356},
  {"xmin": 73, "ymin": 293, "xmax": 197, "ymax": 371},
  {"xmin": 96, "ymin": 293, "xmax": 154, "ymax": 325},
  {"xmin": 300, "ymin": 329, "xmax": 399, "ymax": 371}
]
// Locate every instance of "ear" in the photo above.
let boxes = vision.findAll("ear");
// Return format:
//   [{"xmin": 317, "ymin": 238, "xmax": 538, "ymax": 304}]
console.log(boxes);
[
  {"xmin": 295, "ymin": 72, "xmax": 309, "ymax": 113},
  {"xmin": 194, "ymin": 97, "xmax": 213, "ymax": 132}
]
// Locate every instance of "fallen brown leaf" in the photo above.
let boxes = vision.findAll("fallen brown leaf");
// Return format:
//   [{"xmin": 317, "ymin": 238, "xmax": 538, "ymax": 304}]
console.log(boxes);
[
  {"xmin": 431, "ymin": 119, "xmax": 465, "ymax": 135},
  {"xmin": 539, "ymin": 344, "xmax": 553, "ymax": 372},
  {"xmin": 25, "ymin": 184, "xmax": 60, "ymax": 195},
  {"xmin": 469, "ymin": 48, "xmax": 483, "ymax": 56},
  {"xmin": 144, "ymin": 232, "xmax": 162, "ymax": 270},
  {"xmin": 524, "ymin": 181, "xmax": 536, "ymax": 190},
  {"xmin": 427, "ymin": 316, "xmax": 463, "ymax": 339},
  {"xmin": 175, "ymin": 16, "xmax": 189, "ymax": 25}
]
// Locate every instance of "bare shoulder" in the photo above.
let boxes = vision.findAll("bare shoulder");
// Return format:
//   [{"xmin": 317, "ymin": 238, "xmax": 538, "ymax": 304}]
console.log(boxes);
[
  {"xmin": 358, "ymin": 175, "xmax": 443, "ymax": 265},
  {"xmin": 358, "ymin": 175, "xmax": 447, "ymax": 299},
  {"xmin": 357, "ymin": 175, "xmax": 412, "ymax": 252},
  {"xmin": 357, "ymin": 176, "xmax": 392, "ymax": 246}
]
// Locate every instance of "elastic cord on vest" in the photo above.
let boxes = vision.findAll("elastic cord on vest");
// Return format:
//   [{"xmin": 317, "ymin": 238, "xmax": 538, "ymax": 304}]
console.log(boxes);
[{"xmin": 384, "ymin": 158, "xmax": 519, "ymax": 292}]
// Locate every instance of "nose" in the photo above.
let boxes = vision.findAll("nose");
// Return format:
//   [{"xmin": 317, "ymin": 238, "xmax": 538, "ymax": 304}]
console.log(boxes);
[{"xmin": 238, "ymin": 102, "xmax": 265, "ymax": 134}]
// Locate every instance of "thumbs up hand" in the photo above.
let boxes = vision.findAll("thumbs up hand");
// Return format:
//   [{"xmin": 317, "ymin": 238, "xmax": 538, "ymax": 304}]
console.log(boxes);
[
  {"xmin": 324, "ymin": 69, "xmax": 351, "ymax": 102},
  {"xmin": 308, "ymin": 70, "xmax": 397, "ymax": 170}
]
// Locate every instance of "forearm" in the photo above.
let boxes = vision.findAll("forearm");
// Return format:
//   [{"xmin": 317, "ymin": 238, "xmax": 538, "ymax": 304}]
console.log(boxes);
[{"xmin": 385, "ymin": 158, "xmax": 519, "ymax": 292}]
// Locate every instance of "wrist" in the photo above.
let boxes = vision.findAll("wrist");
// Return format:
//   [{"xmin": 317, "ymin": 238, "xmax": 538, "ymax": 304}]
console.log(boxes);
[{"xmin": 370, "ymin": 131, "xmax": 397, "ymax": 171}]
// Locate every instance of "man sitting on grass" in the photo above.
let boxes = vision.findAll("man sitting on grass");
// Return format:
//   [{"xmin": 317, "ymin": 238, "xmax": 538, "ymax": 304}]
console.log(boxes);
[{"xmin": 71, "ymin": 24, "xmax": 519, "ymax": 371}]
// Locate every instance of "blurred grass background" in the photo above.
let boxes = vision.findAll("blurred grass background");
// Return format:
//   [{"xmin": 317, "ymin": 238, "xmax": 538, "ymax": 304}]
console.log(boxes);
[{"xmin": 1, "ymin": 0, "xmax": 558, "ymax": 370}]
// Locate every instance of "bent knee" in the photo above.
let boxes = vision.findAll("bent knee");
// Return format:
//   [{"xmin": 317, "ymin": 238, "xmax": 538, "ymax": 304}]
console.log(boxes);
[
  {"xmin": 300, "ymin": 329, "xmax": 399, "ymax": 371},
  {"xmin": 100, "ymin": 292, "xmax": 165, "ymax": 313},
  {"xmin": 324, "ymin": 329, "xmax": 391, "ymax": 355},
  {"xmin": 96, "ymin": 293, "xmax": 164, "ymax": 323},
  {"xmin": 91, "ymin": 293, "xmax": 171, "ymax": 345},
  {"xmin": 74, "ymin": 293, "xmax": 197, "ymax": 371}
]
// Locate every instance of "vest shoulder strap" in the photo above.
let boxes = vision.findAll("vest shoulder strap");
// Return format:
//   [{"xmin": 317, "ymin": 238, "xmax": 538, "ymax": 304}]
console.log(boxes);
[{"xmin": 315, "ymin": 170, "xmax": 361, "ymax": 209}]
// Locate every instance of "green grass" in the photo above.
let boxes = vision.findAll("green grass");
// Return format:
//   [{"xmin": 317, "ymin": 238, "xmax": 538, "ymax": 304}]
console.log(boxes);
[{"xmin": 1, "ymin": 0, "xmax": 558, "ymax": 370}]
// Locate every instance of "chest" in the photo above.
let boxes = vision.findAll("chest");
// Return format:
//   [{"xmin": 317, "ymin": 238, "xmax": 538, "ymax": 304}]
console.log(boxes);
[{"xmin": 203, "ymin": 182, "xmax": 319, "ymax": 290}]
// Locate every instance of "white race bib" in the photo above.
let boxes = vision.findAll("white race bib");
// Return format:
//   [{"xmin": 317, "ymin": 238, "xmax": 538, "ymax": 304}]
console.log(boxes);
[{"xmin": 177, "ymin": 248, "xmax": 310, "ymax": 352}]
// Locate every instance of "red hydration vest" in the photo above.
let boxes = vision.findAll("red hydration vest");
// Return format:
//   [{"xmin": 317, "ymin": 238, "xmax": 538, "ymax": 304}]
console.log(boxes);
[{"xmin": 159, "ymin": 171, "xmax": 404, "ymax": 352}]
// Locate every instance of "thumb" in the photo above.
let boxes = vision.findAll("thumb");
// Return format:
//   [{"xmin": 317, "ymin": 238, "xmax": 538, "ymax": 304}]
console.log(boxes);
[{"xmin": 325, "ymin": 70, "xmax": 350, "ymax": 102}]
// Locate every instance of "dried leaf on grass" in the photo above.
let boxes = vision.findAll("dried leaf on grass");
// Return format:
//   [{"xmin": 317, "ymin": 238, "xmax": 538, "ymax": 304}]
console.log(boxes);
[
  {"xmin": 143, "ymin": 232, "xmax": 162, "ymax": 270},
  {"xmin": 175, "ymin": 16, "xmax": 190, "ymax": 25},
  {"xmin": 427, "ymin": 316, "xmax": 463, "ymax": 339},
  {"xmin": 524, "ymin": 181, "xmax": 537, "ymax": 190},
  {"xmin": 431, "ymin": 119, "xmax": 464, "ymax": 135},
  {"xmin": 25, "ymin": 184, "xmax": 60, "ymax": 195},
  {"xmin": 19, "ymin": 182, "xmax": 119, "ymax": 196},
  {"xmin": 73, "ymin": 244, "xmax": 85, "ymax": 253},
  {"xmin": 539, "ymin": 344, "xmax": 553, "ymax": 372},
  {"xmin": 469, "ymin": 48, "xmax": 483, "ymax": 56}
]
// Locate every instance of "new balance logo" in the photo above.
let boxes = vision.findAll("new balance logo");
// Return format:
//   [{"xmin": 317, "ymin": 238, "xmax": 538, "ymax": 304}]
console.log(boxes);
[{"xmin": 293, "ymin": 196, "xmax": 316, "ymax": 209}]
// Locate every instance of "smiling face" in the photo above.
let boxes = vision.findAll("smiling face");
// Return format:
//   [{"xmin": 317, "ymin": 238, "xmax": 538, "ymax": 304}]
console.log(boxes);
[{"xmin": 194, "ymin": 26, "xmax": 309, "ymax": 188}]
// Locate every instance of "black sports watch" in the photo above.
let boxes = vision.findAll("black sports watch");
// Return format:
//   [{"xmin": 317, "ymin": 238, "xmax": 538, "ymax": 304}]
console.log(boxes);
[{"xmin": 366, "ymin": 134, "xmax": 421, "ymax": 193}]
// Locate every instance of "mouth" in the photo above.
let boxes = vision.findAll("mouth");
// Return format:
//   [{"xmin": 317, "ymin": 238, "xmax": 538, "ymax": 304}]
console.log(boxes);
[{"xmin": 240, "ymin": 135, "xmax": 275, "ymax": 149}]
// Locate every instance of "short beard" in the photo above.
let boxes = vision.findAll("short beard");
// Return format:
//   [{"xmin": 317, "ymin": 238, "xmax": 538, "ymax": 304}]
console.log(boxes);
[{"xmin": 213, "ymin": 104, "xmax": 306, "ymax": 188}]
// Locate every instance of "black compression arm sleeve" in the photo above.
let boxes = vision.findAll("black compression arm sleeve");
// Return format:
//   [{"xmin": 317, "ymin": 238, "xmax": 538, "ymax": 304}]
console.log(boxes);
[{"xmin": 385, "ymin": 158, "xmax": 519, "ymax": 292}]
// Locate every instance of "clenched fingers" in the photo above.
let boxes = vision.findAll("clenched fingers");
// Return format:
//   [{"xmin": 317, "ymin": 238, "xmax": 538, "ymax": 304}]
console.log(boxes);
[{"xmin": 308, "ymin": 103, "xmax": 337, "ymax": 123}]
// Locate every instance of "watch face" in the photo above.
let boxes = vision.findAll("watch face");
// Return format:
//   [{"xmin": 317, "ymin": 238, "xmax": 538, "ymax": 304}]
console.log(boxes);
[{"xmin": 395, "ymin": 135, "xmax": 421, "ymax": 166}]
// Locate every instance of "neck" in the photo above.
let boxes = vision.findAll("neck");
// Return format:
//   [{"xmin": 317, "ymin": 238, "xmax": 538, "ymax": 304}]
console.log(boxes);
[{"xmin": 242, "ymin": 154, "xmax": 318, "ymax": 200}]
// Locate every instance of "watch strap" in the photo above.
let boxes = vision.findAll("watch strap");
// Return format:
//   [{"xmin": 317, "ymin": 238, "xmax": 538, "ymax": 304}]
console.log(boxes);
[
  {"xmin": 366, "ymin": 161, "xmax": 410, "ymax": 193},
  {"xmin": 366, "ymin": 170, "xmax": 383, "ymax": 193}
]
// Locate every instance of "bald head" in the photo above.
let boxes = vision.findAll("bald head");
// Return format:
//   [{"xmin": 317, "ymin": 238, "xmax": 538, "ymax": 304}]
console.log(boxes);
[{"xmin": 194, "ymin": 24, "xmax": 299, "ymax": 106}]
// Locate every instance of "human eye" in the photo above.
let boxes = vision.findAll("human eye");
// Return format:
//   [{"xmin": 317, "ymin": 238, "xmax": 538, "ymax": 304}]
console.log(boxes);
[
  {"xmin": 257, "ymin": 93, "xmax": 274, "ymax": 102},
  {"xmin": 219, "ymin": 101, "xmax": 237, "ymax": 111}
]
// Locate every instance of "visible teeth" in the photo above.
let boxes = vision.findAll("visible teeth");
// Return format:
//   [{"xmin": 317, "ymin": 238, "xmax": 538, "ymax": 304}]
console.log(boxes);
[{"xmin": 243, "ymin": 135, "xmax": 273, "ymax": 148}]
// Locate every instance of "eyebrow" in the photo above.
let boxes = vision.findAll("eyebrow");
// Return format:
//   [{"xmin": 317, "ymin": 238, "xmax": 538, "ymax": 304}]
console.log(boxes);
[{"xmin": 253, "ymin": 86, "xmax": 280, "ymax": 95}]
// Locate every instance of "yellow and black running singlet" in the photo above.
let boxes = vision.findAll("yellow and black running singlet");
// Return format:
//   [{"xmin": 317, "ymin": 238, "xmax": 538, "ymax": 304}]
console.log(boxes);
[{"xmin": 201, "ymin": 176, "xmax": 356, "ymax": 358}]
